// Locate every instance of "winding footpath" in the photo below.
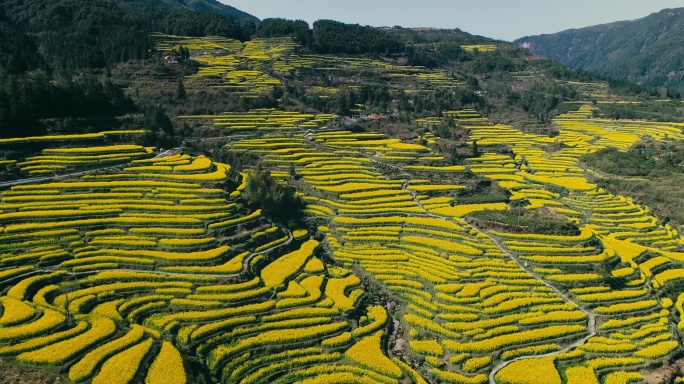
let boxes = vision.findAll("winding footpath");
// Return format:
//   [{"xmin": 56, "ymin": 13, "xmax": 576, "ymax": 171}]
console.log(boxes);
[
  {"xmin": 355, "ymin": 154, "xmax": 599, "ymax": 383},
  {"xmin": 391, "ymin": 163, "xmax": 597, "ymax": 384},
  {"xmin": 0, "ymin": 164, "xmax": 127, "ymax": 189},
  {"xmin": 475, "ymin": 228, "xmax": 597, "ymax": 384},
  {"xmin": 240, "ymin": 228, "xmax": 294, "ymax": 274}
]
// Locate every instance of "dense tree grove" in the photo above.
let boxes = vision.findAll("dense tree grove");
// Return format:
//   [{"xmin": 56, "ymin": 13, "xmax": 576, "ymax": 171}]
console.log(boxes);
[
  {"xmin": 0, "ymin": 71, "xmax": 136, "ymax": 138},
  {"xmin": 468, "ymin": 208, "xmax": 581, "ymax": 236},
  {"xmin": 1, "ymin": 0, "xmax": 252, "ymax": 71},
  {"xmin": 593, "ymin": 102, "xmax": 684, "ymax": 122},
  {"xmin": 126, "ymin": 4, "xmax": 249, "ymax": 42},
  {"xmin": 312, "ymin": 20, "xmax": 405, "ymax": 55},
  {"xmin": 582, "ymin": 140, "xmax": 684, "ymax": 178},
  {"xmin": 0, "ymin": 12, "xmax": 44, "ymax": 74},
  {"xmin": 255, "ymin": 18, "xmax": 312, "ymax": 47},
  {"xmin": 243, "ymin": 165, "xmax": 306, "ymax": 225},
  {"xmin": 519, "ymin": 82, "xmax": 577, "ymax": 124},
  {"xmin": 407, "ymin": 42, "xmax": 470, "ymax": 68},
  {"xmin": 254, "ymin": 19, "xmax": 406, "ymax": 56},
  {"xmin": 472, "ymin": 50, "xmax": 520, "ymax": 73},
  {"xmin": 0, "ymin": 0, "xmax": 253, "ymax": 138},
  {"xmin": 4, "ymin": 0, "xmax": 149, "ymax": 70}
]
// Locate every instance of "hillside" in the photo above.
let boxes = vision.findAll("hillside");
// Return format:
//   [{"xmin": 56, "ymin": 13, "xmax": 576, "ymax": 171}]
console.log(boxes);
[
  {"xmin": 0, "ymin": 0, "xmax": 259, "ymax": 139},
  {"xmin": 515, "ymin": 7, "xmax": 684, "ymax": 92},
  {"xmin": 3, "ymin": 4, "xmax": 684, "ymax": 384},
  {"xmin": 0, "ymin": 0, "xmax": 255, "ymax": 70},
  {"xmin": 118, "ymin": 0, "xmax": 259, "ymax": 23}
]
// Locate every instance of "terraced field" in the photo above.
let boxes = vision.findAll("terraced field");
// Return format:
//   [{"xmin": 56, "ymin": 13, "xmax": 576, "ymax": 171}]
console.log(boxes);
[
  {"xmin": 16, "ymin": 145, "xmax": 152, "ymax": 176},
  {"xmin": 3, "ymin": 36, "xmax": 684, "ymax": 384},
  {"xmin": 0, "ymin": 143, "xmax": 430, "ymax": 383},
  {"xmin": 3, "ymin": 118, "xmax": 684, "ymax": 383},
  {"xmin": 153, "ymin": 34, "xmax": 463, "ymax": 99},
  {"xmin": 179, "ymin": 109, "xmax": 335, "ymax": 133},
  {"xmin": 222, "ymin": 104, "xmax": 684, "ymax": 383}
]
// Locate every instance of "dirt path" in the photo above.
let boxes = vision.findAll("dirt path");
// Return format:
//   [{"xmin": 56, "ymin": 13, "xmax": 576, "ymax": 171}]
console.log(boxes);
[
  {"xmin": 384, "ymin": 156, "xmax": 597, "ymax": 384},
  {"xmin": 0, "ymin": 360, "xmax": 61, "ymax": 384},
  {"xmin": 474, "ymin": 228, "xmax": 596, "ymax": 384},
  {"xmin": 241, "ymin": 229, "xmax": 294, "ymax": 273}
]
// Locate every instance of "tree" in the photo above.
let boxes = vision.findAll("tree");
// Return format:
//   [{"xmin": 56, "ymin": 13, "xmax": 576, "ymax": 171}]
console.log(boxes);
[
  {"xmin": 312, "ymin": 20, "xmax": 405, "ymax": 55},
  {"xmin": 241, "ymin": 20, "xmax": 257, "ymax": 37},
  {"xmin": 471, "ymin": 139, "xmax": 480, "ymax": 158},
  {"xmin": 243, "ymin": 164, "xmax": 306, "ymax": 225},
  {"xmin": 144, "ymin": 106, "xmax": 173, "ymax": 135},
  {"xmin": 177, "ymin": 46, "xmax": 190, "ymax": 61},
  {"xmin": 255, "ymin": 18, "xmax": 311, "ymax": 47},
  {"xmin": 176, "ymin": 78, "xmax": 186, "ymax": 100},
  {"xmin": 336, "ymin": 92, "xmax": 350, "ymax": 115}
]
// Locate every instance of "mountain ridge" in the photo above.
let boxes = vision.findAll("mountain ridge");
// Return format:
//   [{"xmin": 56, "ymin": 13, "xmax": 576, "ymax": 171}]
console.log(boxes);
[
  {"xmin": 117, "ymin": 0, "xmax": 259, "ymax": 23},
  {"xmin": 514, "ymin": 7, "xmax": 684, "ymax": 91}
]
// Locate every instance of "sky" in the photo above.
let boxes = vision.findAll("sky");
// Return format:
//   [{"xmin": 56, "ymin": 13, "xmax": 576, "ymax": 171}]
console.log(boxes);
[{"xmin": 223, "ymin": 0, "xmax": 684, "ymax": 41}]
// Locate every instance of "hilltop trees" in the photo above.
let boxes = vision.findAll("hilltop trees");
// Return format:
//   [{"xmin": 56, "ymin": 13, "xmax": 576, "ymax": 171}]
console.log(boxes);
[
  {"xmin": 243, "ymin": 165, "xmax": 306, "ymax": 225},
  {"xmin": 312, "ymin": 20, "xmax": 405, "ymax": 55},
  {"xmin": 0, "ymin": 72, "xmax": 136, "ymax": 138},
  {"xmin": 256, "ymin": 18, "xmax": 312, "ymax": 47},
  {"xmin": 1, "ymin": 0, "xmax": 253, "ymax": 71}
]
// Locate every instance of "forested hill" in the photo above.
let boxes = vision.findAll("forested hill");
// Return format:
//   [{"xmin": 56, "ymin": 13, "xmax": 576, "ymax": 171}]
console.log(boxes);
[
  {"xmin": 0, "ymin": 0, "xmax": 670, "ymax": 141},
  {"xmin": 117, "ymin": 0, "xmax": 259, "ymax": 23},
  {"xmin": 515, "ymin": 7, "xmax": 684, "ymax": 92},
  {"xmin": 0, "ymin": 0, "xmax": 257, "ymax": 138},
  {"xmin": 0, "ymin": 0, "xmax": 257, "ymax": 70}
]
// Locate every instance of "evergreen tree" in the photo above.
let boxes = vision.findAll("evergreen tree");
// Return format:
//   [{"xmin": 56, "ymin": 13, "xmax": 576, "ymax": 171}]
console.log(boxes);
[
  {"xmin": 176, "ymin": 78, "xmax": 186, "ymax": 100},
  {"xmin": 472, "ymin": 140, "xmax": 480, "ymax": 158}
]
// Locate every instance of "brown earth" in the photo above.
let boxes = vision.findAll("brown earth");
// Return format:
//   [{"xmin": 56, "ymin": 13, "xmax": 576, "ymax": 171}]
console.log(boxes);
[
  {"xmin": 640, "ymin": 358, "xmax": 684, "ymax": 384},
  {"xmin": 0, "ymin": 360, "xmax": 62, "ymax": 384}
]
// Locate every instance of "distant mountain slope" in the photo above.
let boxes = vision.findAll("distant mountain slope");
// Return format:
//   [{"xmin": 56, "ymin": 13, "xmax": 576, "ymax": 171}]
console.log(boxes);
[
  {"xmin": 1, "ymin": 0, "xmax": 257, "ymax": 70},
  {"xmin": 515, "ymin": 8, "xmax": 684, "ymax": 91},
  {"xmin": 118, "ymin": 0, "xmax": 259, "ymax": 23}
]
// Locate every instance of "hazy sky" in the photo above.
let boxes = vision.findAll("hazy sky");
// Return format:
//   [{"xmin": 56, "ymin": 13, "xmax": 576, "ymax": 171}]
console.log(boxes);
[{"xmin": 223, "ymin": 0, "xmax": 683, "ymax": 41}]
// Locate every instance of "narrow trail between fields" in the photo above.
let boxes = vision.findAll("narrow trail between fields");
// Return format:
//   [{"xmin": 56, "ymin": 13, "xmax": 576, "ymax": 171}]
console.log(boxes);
[
  {"xmin": 241, "ymin": 228, "xmax": 294, "ymax": 274},
  {"xmin": 364, "ymin": 155, "xmax": 597, "ymax": 384},
  {"xmin": 473, "ymin": 229, "xmax": 597, "ymax": 384},
  {"xmin": 0, "ymin": 164, "xmax": 127, "ymax": 189}
]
